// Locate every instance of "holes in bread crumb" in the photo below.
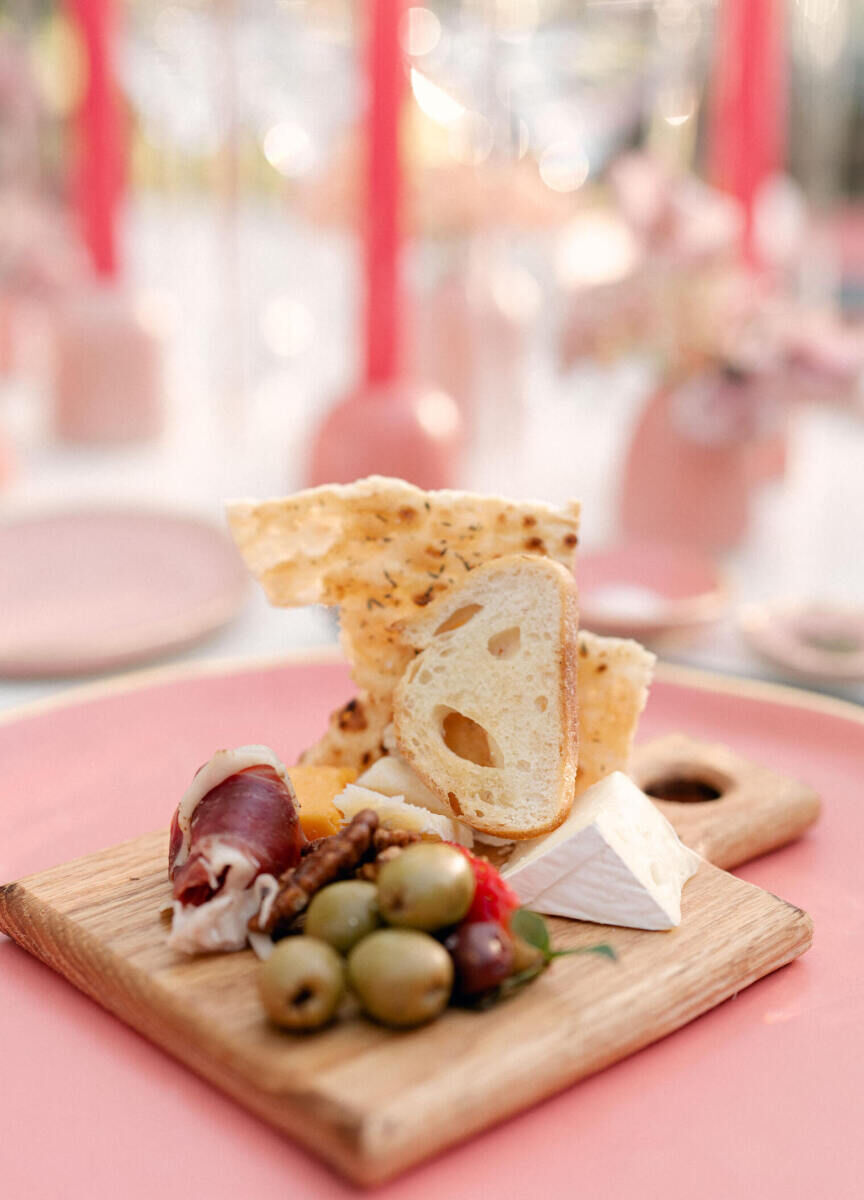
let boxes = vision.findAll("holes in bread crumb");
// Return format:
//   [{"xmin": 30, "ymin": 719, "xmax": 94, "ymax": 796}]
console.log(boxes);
[
  {"xmin": 487, "ymin": 626, "xmax": 521, "ymax": 659},
  {"xmin": 535, "ymin": 695, "xmax": 548, "ymax": 712},
  {"xmin": 435, "ymin": 604, "xmax": 483, "ymax": 635},
  {"xmin": 418, "ymin": 670, "xmax": 432, "ymax": 686},
  {"xmin": 447, "ymin": 791, "xmax": 462, "ymax": 816},
  {"xmin": 437, "ymin": 708, "xmax": 500, "ymax": 768},
  {"xmin": 516, "ymin": 760, "xmax": 530, "ymax": 772},
  {"xmin": 480, "ymin": 790, "xmax": 492, "ymax": 804}
]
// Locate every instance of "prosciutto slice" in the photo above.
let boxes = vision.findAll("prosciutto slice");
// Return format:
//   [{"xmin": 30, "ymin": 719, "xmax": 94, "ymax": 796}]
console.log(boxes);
[{"xmin": 167, "ymin": 745, "xmax": 304, "ymax": 954}]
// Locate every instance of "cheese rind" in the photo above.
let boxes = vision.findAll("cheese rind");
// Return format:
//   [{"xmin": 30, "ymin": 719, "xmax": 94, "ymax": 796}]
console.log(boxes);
[{"xmin": 502, "ymin": 772, "xmax": 700, "ymax": 930}]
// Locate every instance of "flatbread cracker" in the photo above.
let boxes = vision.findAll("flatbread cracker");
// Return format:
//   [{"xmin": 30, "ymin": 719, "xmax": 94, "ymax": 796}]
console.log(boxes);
[
  {"xmin": 573, "ymin": 631, "xmax": 655, "ymax": 793},
  {"xmin": 229, "ymin": 479, "xmax": 652, "ymax": 794},
  {"xmin": 298, "ymin": 692, "xmax": 393, "ymax": 770},
  {"xmin": 228, "ymin": 477, "xmax": 581, "ymax": 696}
]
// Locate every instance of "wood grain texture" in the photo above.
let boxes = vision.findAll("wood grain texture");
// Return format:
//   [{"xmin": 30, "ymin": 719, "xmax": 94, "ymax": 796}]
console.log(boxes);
[
  {"xmin": 0, "ymin": 829, "xmax": 812, "ymax": 1186},
  {"xmin": 631, "ymin": 733, "xmax": 821, "ymax": 869}
]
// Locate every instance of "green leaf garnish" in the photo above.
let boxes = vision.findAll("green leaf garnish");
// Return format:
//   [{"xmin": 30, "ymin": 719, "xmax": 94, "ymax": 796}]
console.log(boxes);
[
  {"xmin": 510, "ymin": 908, "xmax": 551, "ymax": 955},
  {"xmin": 550, "ymin": 943, "xmax": 617, "ymax": 962},
  {"xmin": 512, "ymin": 909, "xmax": 617, "ymax": 965}
]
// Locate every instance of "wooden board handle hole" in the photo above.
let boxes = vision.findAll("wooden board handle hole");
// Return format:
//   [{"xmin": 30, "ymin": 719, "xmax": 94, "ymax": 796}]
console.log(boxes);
[{"xmin": 644, "ymin": 772, "xmax": 731, "ymax": 804}]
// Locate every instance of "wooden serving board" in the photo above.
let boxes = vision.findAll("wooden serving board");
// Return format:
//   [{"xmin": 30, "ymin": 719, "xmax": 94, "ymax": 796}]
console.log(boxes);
[
  {"xmin": 0, "ymin": 812, "xmax": 813, "ymax": 1187},
  {"xmin": 630, "ymin": 733, "xmax": 820, "ymax": 869}
]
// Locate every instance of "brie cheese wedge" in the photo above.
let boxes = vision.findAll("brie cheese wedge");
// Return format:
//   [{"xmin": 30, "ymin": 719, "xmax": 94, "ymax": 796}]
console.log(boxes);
[
  {"xmin": 502, "ymin": 772, "xmax": 700, "ymax": 930},
  {"xmin": 334, "ymin": 784, "xmax": 474, "ymax": 847}
]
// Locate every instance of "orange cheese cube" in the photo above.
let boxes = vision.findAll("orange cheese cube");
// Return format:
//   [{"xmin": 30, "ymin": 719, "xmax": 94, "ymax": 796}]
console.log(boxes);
[{"xmin": 288, "ymin": 766, "xmax": 357, "ymax": 840}]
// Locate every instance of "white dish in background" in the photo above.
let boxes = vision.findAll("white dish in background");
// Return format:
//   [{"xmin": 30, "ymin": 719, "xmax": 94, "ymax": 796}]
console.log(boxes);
[{"xmin": 738, "ymin": 601, "xmax": 864, "ymax": 682}]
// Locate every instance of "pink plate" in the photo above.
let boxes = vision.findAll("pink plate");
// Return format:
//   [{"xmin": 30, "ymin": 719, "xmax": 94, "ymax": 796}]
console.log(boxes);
[
  {"xmin": 579, "ymin": 541, "xmax": 726, "ymax": 640},
  {"xmin": 0, "ymin": 508, "xmax": 248, "ymax": 676},
  {"xmin": 739, "ymin": 601, "xmax": 864, "ymax": 683},
  {"xmin": 1, "ymin": 655, "xmax": 862, "ymax": 1200}
]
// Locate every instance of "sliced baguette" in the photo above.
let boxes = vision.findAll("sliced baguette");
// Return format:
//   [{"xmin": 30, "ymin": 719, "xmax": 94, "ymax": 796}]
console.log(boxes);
[
  {"xmin": 392, "ymin": 555, "xmax": 579, "ymax": 840},
  {"xmin": 301, "ymin": 630, "xmax": 654, "ymax": 792}
]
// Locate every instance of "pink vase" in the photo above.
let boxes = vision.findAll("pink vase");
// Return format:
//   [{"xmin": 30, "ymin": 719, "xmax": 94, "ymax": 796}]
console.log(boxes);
[
  {"xmin": 51, "ymin": 287, "xmax": 163, "ymax": 445},
  {"xmin": 412, "ymin": 262, "xmax": 533, "ymax": 477},
  {"xmin": 0, "ymin": 293, "xmax": 16, "ymax": 376},
  {"xmin": 0, "ymin": 424, "xmax": 14, "ymax": 489},
  {"xmin": 411, "ymin": 271, "xmax": 475, "ymax": 422},
  {"xmin": 619, "ymin": 371, "xmax": 755, "ymax": 550},
  {"xmin": 747, "ymin": 417, "xmax": 790, "ymax": 484},
  {"xmin": 306, "ymin": 378, "xmax": 464, "ymax": 490}
]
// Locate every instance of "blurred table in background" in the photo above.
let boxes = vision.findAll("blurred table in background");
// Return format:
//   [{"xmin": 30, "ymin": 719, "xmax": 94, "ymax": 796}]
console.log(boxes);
[{"xmin": 1, "ymin": 200, "xmax": 862, "ymax": 715}]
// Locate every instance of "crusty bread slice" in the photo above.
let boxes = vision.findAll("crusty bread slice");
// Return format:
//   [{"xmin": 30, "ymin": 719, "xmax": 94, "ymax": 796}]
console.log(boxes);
[
  {"xmin": 391, "ymin": 555, "xmax": 579, "ymax": 840},
  {"xmin": 228, "ymin": 476, "xmax": 654, "ymax": 800},
  {"xmin": 301, "ymin": 630, "xmax": 654, "ymax": 791},
  {"xmin": 227, "ymin": 476, "xmax": 580, "ymax": 697}
]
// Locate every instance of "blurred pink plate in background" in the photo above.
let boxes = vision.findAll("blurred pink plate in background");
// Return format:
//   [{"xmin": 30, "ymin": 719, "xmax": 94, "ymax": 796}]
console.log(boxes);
[
  {"xmin": 739, "ymin": 601, "xmax": 864, "ymax": 682},
  {"xmin": 0, "ymin": 508, "xmax": 247, "ymax": 677},
  {"xmin": 579, "ymin": 542, "xmax": 726, "ymax": 639}
]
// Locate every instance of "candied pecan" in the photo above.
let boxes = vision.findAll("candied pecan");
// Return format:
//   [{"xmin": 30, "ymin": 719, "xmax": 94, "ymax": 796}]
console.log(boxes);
[
  {"xmin": 300, "ymin": 837, "xmax": 327, "ymax": 857},
  {"xmin": 357, "ymin": 845, "xmax": 403, "ymax": 882},
  {"xmin": 373, "ymin": 827, "xmax": 421, "ymax": 852},
  {"xmin": 300, "ymin": 826, "xmax": 415, "ymax": 868},
  {"xmin": 251, "ymin": 810, "xmax": 379, "ymax": 934}
]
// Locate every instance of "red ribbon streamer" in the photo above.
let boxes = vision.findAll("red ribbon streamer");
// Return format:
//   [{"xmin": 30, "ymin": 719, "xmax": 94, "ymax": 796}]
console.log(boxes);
[
  {"xmin": 67, "ymin": 0, "xmax": 124, "ymax": 278},
  {"xmin": 709, "ymin": 0, "xmax": 786, "ymax": 267},
  {"xmin": 364, "ymin": 0, "xmax": 405, "ymax": 385}
]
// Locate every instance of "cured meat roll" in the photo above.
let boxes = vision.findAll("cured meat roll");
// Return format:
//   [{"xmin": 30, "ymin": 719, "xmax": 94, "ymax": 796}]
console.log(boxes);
[{"xmin": 167, "ymin": 745, "xmax": 304, "ymax": 954}]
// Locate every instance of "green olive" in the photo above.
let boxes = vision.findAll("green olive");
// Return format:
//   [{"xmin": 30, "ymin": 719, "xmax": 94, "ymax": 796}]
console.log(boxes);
[
  {"xmin": 348, "ymin": 929, "xmax": 453, "ymax": 1027},
  {"xmin": 305, "ymin": 880, "xmax": 380, "ymax": 953},
  {"xmin": 376, "ymin": 843, "xmax": 476, "ymax": 931},
  {"xmin": 258, "ymin": 937, "xmax": 345, "ymax": 1031}
]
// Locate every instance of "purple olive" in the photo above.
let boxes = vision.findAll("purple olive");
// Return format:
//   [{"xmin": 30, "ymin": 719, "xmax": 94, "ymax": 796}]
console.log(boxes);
[{"xmin": 445, "ymin": 921, "xmax": 514, "ymax": 997}]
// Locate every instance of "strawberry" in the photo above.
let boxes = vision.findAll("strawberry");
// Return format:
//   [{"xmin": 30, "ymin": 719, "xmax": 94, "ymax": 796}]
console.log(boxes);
[{"xmin": 449, "ymin": 845, "xmax": 521, "ymax": 927}]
